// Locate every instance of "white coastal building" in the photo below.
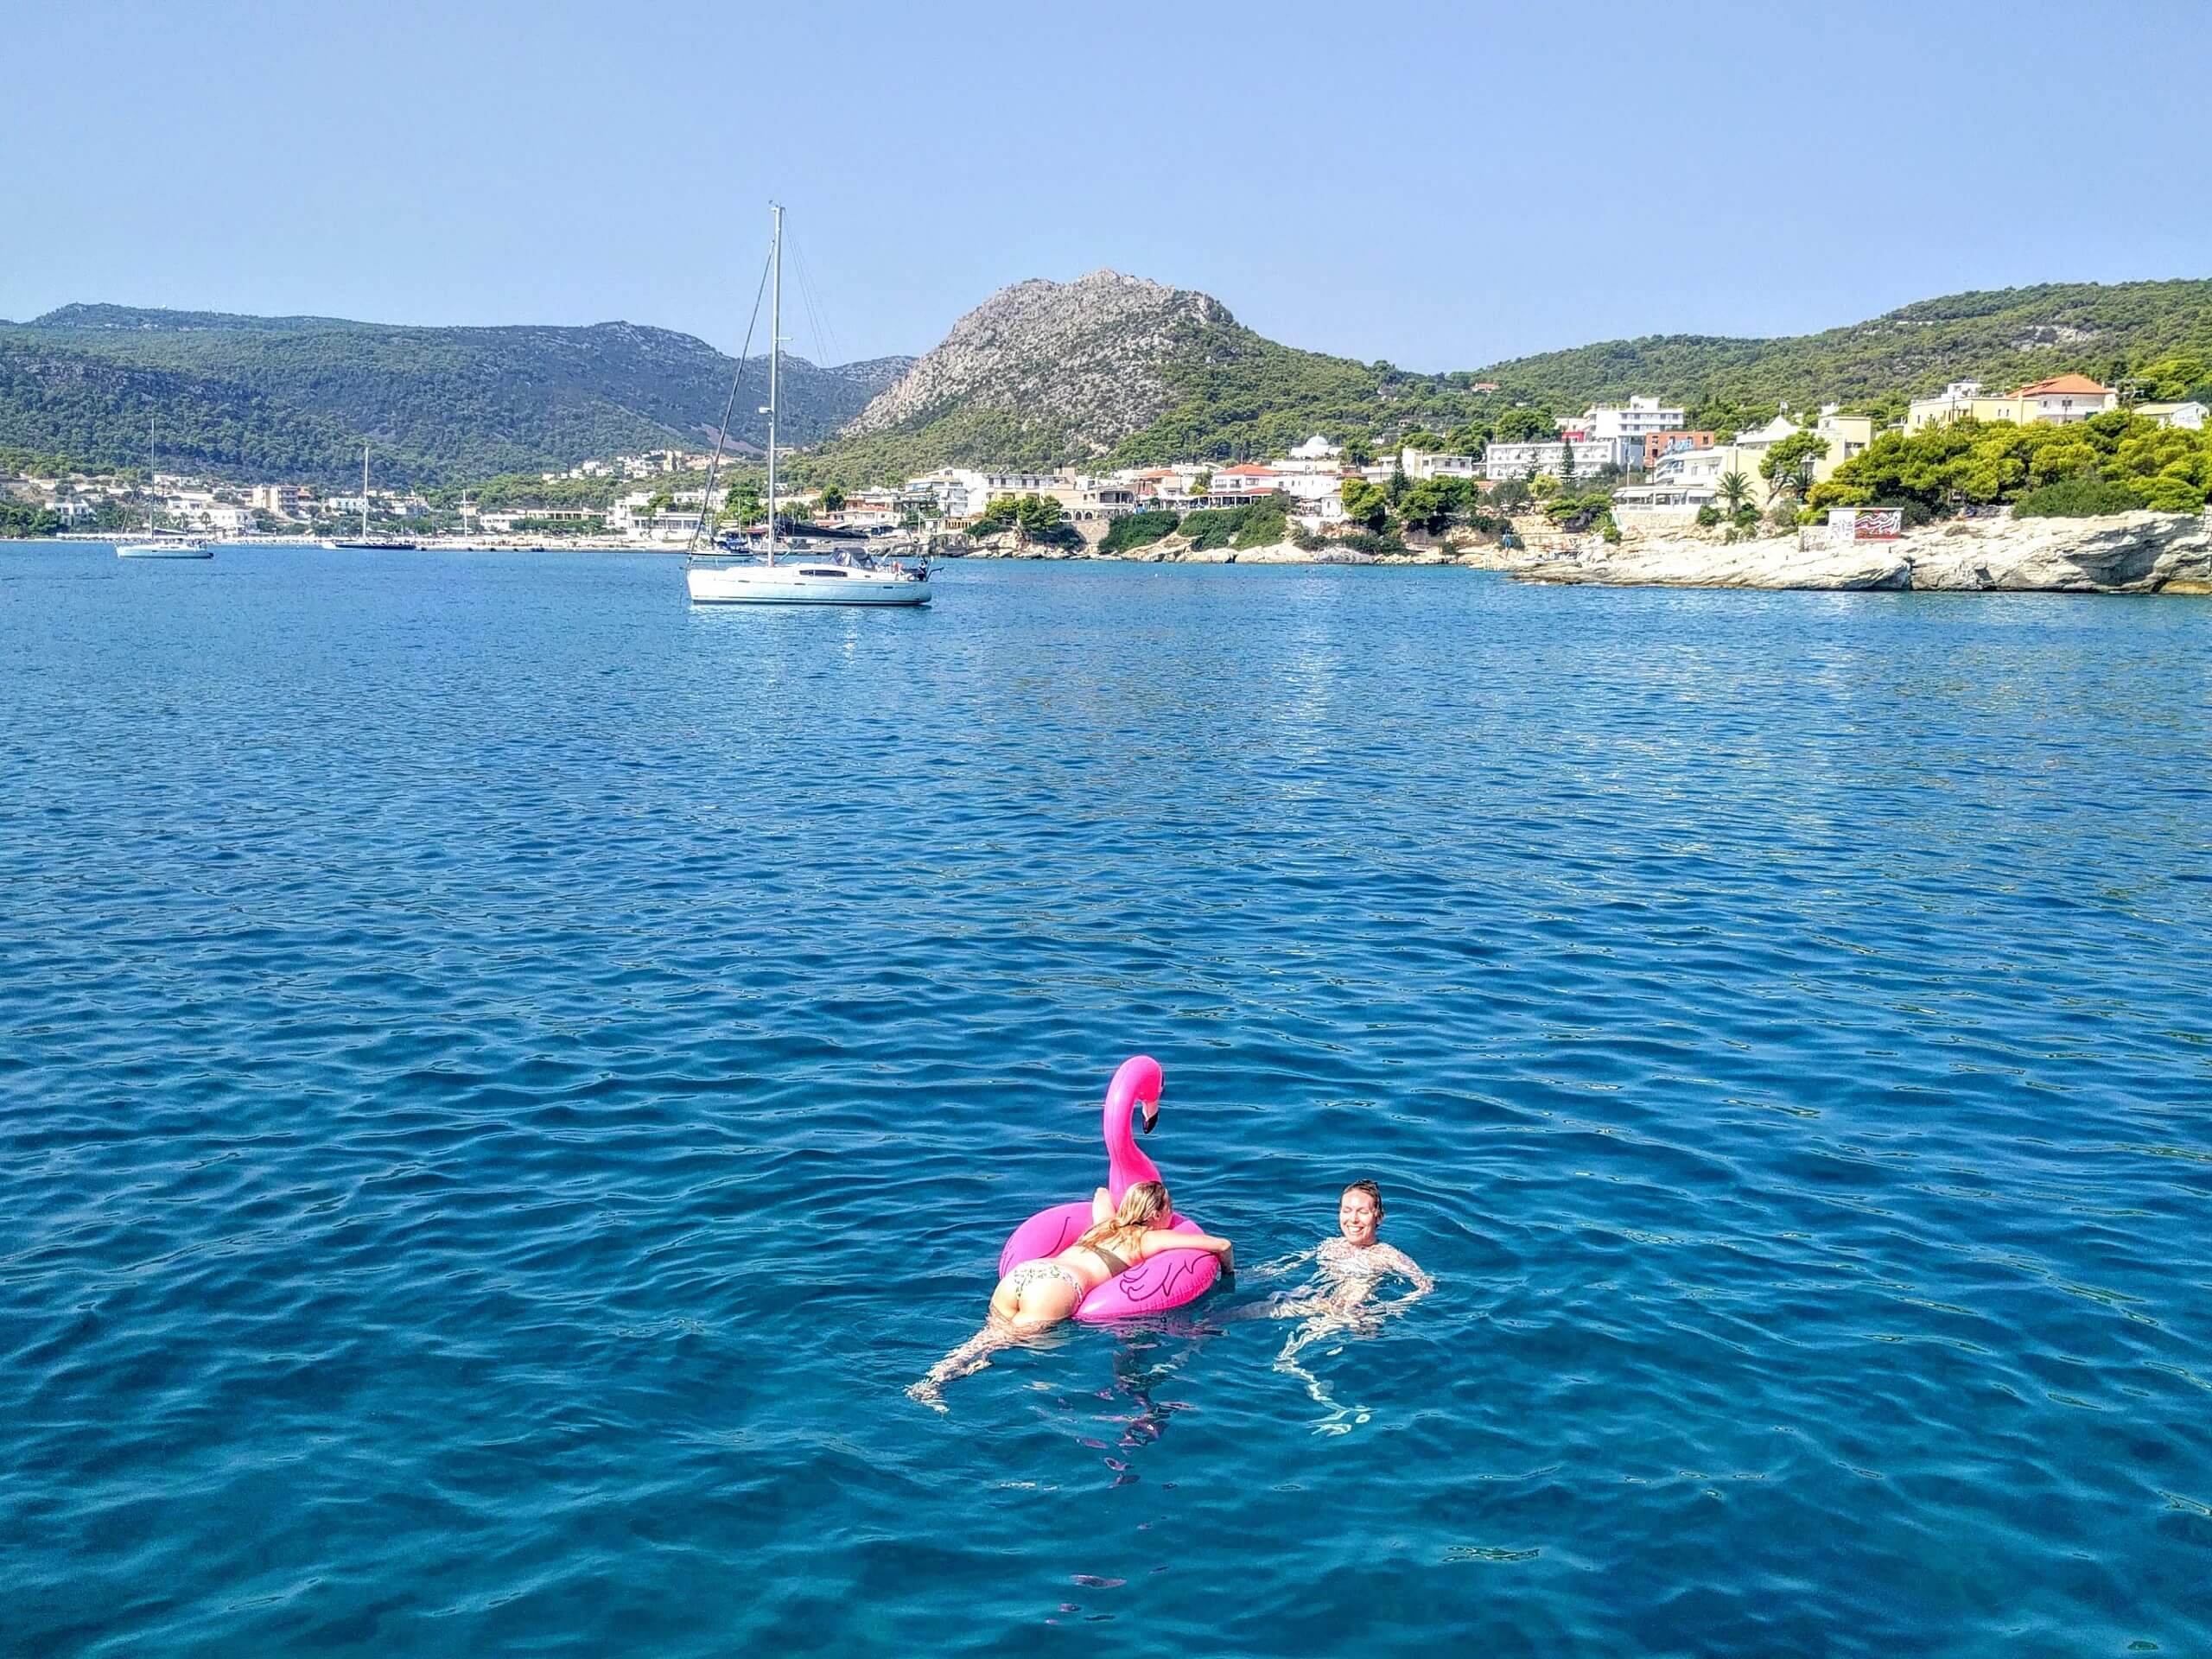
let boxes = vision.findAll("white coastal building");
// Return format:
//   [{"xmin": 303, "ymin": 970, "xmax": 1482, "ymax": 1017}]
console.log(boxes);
[
  {"xmin": 1569, "ymin": 397, "xmax": 1688, "ymax": 442},
  {"xmin": 607, "ymin": 491, "xmax": 705, "ymax": 541},
  {"xmin": 1210, "ymin": 463, "xmax": 1287, "ymax": 500},
  {"xmin": 1484, "ymin": 435, "xmax": 1642, "ymax": 480},
  {"xmin": 975, "ymin": 470, "xmax": 1059, "ymax": 503},
  {"xmin": 174, "ymin": 500, "xmax": 255, "ymax": 536},
  {"xmin": 1616, "ymin": 444, "xmax": 1734, "ymax": 510},
  {"xmin": 2016, "ymin": 374, "xmax": 2119, "ymax": 424},
  {"xmin": 2138, "ymin": 400, "xmax": 2207, "ymax": 430},
  {"xmin": 481, "ymin": 507, "xmax": 604, "ymax": 533},
  {"xmin": 1400, "ymin": 447, "xmax": 1484, "ymax": 480},
  {"xmin": 903, "ymin": 469, "xmax": 981, "ymax": 519}
]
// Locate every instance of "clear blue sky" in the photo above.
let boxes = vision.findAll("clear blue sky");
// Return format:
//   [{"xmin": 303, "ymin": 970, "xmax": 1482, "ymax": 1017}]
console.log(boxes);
[{"xmin": 4, "ymin": 0, "xmax": 2205, "ymax": 371}]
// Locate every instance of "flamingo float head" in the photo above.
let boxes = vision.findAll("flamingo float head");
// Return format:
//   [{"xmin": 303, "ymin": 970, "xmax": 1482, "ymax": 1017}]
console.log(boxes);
[
  {"xmin": 1103, "ymin": 1055, "xmax": 1165, "ymax": 1203},
  {"xmin": 996, "ymin": 1054, "xmax": 1218, "ymax": 1318}
]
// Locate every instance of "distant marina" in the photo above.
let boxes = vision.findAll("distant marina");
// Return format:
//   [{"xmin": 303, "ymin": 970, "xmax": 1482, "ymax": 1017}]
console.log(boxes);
[{"xmin": 10, "ymin": 371, "xmax": 2207, "ymax": 596}]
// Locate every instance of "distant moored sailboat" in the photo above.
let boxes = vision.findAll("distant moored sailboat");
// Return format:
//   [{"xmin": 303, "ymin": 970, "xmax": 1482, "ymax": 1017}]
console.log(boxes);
[
  {"xmin": 326, "ymin": 441, "xmax": 419, "ymax": 550},
  {"xmin": 115, "ymin": 416, "xmax": 213, "ymax": 559}
]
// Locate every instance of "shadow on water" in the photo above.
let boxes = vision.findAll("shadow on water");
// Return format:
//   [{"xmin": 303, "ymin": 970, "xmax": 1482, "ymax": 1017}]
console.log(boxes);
[{"xmin": 1045, "ymin": 1324, "xmax": 1218, "ymax": 1484}]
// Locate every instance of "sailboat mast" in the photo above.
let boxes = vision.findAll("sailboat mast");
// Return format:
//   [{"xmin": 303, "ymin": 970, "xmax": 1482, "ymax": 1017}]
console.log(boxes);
[
  {"xmin": 146, "ymin": 414, "xmax": 156, "ymax": 537},
  {"xmin": 361, "ymin": 442, "xmax": 371, "ymax": 540},
  {"xmin": 766, "ymin": 202, "xmax": 780, "ymax": 567}
]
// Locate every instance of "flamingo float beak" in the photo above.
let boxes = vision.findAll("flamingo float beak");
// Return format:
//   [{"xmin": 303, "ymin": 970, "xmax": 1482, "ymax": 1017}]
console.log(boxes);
[{"xmin": 1141, "ymin": 1100, "xmax": 1159, "ymax": 1135}]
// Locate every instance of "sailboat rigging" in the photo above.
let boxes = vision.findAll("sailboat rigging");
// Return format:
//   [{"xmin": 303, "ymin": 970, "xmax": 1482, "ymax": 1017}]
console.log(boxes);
[
  {"xmin": 685, "ymin": 203, "xmax": 931, "ymax": 607},
  {"xmin": 327, "ymin": 441, "xmax": 419, "ymax": 550}
]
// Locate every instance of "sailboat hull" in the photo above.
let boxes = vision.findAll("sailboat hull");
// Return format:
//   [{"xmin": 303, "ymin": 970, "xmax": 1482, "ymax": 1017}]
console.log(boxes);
[
  {"xmin": 686, "ymin": 563, "xmax": 931, "ymax": 606},
  {"xmin": 117, "ymin": 543, "xmax": 213, "ymax": 559}
]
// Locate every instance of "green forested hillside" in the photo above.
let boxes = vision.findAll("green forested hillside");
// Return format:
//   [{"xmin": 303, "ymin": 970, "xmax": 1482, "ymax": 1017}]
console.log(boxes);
[
  {"xmin": 0, "ymin": 305, "xmax": 909, "ymax": 484},
  {"xmin": 0, "ymin": 340, "xmax": 385, "ymax": 479},
  {"xmin": 1462, "ymin": 281, "xmax": 2212, "ymax": 414},
  {"xmin": 1108, "ymin": 317, "xmax": 1486, "ymax": 465}
]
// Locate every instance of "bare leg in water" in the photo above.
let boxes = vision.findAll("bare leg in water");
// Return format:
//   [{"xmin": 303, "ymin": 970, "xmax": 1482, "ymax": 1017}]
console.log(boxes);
[
  {"xmin": 909, "ymin": 1268, "xmax": 1082, "ymax": 1412},
  {"xmin": 908, "ymin": 1314, "xmax": 1027, "ymax": 1412}
]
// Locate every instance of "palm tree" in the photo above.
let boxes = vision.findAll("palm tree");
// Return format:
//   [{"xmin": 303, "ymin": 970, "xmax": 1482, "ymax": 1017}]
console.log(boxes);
[{"xmin": 1718, "ymin": 470, "xmax": 1753, "ymax": 516}]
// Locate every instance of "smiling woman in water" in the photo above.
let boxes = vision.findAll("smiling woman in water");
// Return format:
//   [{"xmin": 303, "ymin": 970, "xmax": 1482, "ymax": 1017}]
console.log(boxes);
[
  {"xmin": 1318, "ymin": 1179, "xmax": 1432, "ymax": 1300},
  {"xmin": 1255, "ymin": 1179, "xmax": 1433, "ymax": 1310},
  {"xmin": 1249, "ymin": 1179, "xmax": 1433, "ymax": 1429}
]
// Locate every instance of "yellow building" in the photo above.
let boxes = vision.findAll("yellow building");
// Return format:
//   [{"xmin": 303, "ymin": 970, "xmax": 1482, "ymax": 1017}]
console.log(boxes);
[
  {"xmin": 1732, "ymin": 407, "xmax": 1877, "ymax": 505},
  {"xmin": 1906, "ymin": 375, "xmax": 2117, "ymax": 433}
]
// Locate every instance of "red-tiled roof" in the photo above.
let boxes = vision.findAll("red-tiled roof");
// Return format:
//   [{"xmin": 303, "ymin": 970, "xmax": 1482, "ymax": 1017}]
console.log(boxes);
[
  {"xmin": 1219, "ymin": 463, "xmax": 1278, "ymax": 475},
  {"xmin": 2015, "ymin": 374, "xmax": 2111, "ymax": 397}
]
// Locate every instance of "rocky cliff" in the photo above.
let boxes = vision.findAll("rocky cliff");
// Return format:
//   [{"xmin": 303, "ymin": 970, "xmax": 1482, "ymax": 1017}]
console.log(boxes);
[
  {"xmin": 848, "ymin": 270, "xmax": 1225, "ymax": 443},
  {"xmin": 1518, "ymin": 512, "xmax": 2212, "ymax": 594},
  {"xmin": 818, "ymin": 270, "xmax": 1456, "ymax": 479}
]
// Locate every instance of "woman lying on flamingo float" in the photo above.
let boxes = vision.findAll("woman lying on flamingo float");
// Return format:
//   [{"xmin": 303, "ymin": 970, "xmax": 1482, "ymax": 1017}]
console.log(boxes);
[{"xmin": 908, "ymin": 1056, "xmax": 1236, "ymax": 1411}]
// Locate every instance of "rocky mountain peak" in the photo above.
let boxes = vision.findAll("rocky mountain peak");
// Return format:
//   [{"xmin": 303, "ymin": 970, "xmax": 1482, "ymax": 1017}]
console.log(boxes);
[{"xmin": 843, "ymin": 270, "xmax": 1232, "ymax": 450}]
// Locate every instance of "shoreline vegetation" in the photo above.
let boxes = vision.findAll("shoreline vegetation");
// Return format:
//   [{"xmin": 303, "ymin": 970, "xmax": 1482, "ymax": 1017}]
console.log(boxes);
[{"xmin": 16, "ymin": 499, "xmax": 2212, "ymax": 594}]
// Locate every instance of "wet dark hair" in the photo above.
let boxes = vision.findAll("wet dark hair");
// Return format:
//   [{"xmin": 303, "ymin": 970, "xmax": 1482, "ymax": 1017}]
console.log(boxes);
[{"xmin": 1342, "ymin": 1179, "xmax": 1383, "ymax": 1214}]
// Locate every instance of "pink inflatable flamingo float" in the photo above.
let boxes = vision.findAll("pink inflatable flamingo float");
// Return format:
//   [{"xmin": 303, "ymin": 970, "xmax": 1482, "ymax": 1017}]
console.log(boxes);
[{"xmin": 996, "ymin": 1055, "xmax": 1224, "ymax": 1320}]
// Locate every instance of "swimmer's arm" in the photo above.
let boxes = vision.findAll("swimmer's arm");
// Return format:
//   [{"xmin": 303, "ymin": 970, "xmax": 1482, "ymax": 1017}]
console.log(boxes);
[
  {"xmin": 1377, "ymin": 1244, "xmax": 1434, "ymax": 1299},
  {"xmin": 1145, "ymin": 1229, "xmax": 1235, "ymax": 1272},
  {"xmin": 1247, "ymin": 1248, "xmax": 1314, "ymax": 1280}
]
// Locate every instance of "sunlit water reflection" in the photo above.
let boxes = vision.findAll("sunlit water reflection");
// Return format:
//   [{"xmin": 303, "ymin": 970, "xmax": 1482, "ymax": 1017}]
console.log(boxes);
[{"xmin": 3, "ymin": 543, "xmax": 2209, "ymax": 1656}]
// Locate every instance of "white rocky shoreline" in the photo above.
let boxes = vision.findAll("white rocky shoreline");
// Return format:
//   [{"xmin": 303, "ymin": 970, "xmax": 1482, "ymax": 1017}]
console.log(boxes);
[
  {"xmin": 1512, "ymin": 511, "xmax": 2211, "ymax": 595},
  {"xmin": 951, "ymin": 510, "xmax": 2212, "ymax": 594}
]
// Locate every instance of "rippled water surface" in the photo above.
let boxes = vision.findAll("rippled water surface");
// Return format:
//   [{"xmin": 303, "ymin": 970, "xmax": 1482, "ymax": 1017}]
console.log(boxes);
[{"xmin": 4, "ymin": 542, "xmax": 2210, "ymax": 1656}]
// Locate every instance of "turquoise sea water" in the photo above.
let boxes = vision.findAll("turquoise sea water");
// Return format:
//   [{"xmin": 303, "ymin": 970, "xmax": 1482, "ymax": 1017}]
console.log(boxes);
[{"xmin": 3, "ymin": 541, "xmax": 2209, "ymax": 1656}]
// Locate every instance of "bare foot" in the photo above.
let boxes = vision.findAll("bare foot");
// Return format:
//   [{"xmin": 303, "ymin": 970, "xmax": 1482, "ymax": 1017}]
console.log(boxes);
[{"xmin": 906, "ymin": 1381, "xmax": 947, "ymax": 1414}]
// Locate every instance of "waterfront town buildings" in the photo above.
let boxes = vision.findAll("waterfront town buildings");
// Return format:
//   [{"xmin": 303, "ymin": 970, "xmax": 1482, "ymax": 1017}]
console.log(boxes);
[
  {"xmin": 11, "ymin": 373, "xmax": 2202, "ymax": 546},
  {"xmin": 1613, "ymin": 405, "xmax": 1875, "ymax": 514}
]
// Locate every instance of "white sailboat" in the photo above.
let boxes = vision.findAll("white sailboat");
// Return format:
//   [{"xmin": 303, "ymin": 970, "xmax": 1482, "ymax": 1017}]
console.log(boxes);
[
  {"xmin": 686, "ymin": 204, "xmax": 931, "ymax": 607},
  {"xmin": 326, "ymin": 442, "xmax": 419, "ymax": 550},
  {"xmin": 116, "ymin": 416, "xmax": 212, "ymax": 559}
]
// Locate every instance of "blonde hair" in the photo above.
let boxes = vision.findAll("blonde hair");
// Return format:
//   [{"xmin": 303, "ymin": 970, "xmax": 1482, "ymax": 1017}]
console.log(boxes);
[{"xmin": 1077, "ymin": 1180, "xmax": 1169, "ymax": 1252}]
